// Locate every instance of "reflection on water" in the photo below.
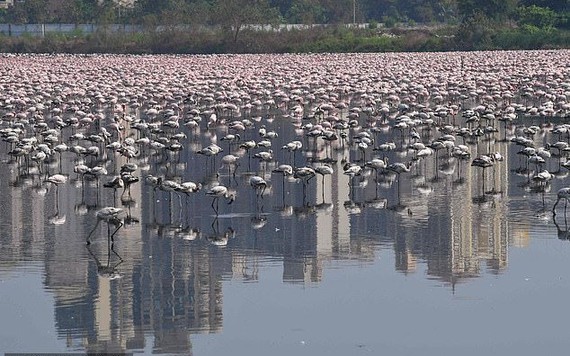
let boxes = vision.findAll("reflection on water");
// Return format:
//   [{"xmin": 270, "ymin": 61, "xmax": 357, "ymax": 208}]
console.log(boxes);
[{"xmin": 0, "ymin": 51, "xmax": 568, "ymax": 353}]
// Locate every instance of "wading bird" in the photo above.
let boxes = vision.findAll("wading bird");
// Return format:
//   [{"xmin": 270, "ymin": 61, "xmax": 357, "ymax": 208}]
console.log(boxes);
[
  {"xmin": 206, "ymin": 185, "xmax": 236, "ymax": 215},
  {"xmin": 553, "ymin": 187, "xmax": 570, "ymax": 216},
  {"xmin": 86, "ymin": 207, "xmax": 124, "ymax": 245}
]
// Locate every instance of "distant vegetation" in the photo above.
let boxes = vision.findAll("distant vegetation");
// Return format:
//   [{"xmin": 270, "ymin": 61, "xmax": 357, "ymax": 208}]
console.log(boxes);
[{"xmin": 0, "ymin": 0, "xmax": 568, "ymax": 53}]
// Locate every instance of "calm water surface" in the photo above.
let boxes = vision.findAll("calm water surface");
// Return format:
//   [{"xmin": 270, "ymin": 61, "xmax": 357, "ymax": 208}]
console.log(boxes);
[{"xmin": 0, "ymin": 51, "xmax": 569, "ymax": 355}]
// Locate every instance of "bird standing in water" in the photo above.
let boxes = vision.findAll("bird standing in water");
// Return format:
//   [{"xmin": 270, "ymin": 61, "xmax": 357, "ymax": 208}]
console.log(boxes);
[
  {"xmin": 553, "ymin": 187, "xmax": 570, "ymax": 216},
  {"xmin": 86, "ymin": 207, "xmax": 124, "ymax": 245},
  {"xmin": 206, "ymin": 185, "xmax": 236, "ymax": 215}
]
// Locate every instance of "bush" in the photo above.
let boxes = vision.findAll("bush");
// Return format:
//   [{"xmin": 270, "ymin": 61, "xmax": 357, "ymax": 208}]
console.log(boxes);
[
  {"xmin": 383, "ymin": 16, "xmax": 397, "ymax": 28},
  {"xmin": 455, "ymin": 14, "xmax": 495, "ymax": 50},
  {"xmin": 493, "ymin": 26, "xmax": 570, "ymax": 49},
  {"xmin": 517, "ymin": 5, "xmax": 557, "ymax": 29},
  {"xmin": 0, "ymin": 23, "xmax": 567, "ymax": 54}
]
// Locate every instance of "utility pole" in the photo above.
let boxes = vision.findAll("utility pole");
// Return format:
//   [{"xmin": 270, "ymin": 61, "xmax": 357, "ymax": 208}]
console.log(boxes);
[{"xmin": 353, "ymin": 0, "xmax": 356, "ymax": 24}]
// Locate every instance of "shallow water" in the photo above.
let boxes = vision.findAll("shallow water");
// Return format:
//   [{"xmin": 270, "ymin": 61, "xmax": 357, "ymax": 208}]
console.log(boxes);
[{"xmin": 0, "ymin": 51, "xmax": 570, "ymax": 355}]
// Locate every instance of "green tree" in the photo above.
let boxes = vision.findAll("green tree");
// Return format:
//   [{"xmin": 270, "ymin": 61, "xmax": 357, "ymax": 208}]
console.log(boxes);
[
  {"xmin": 518, "ymin": 0, "xmax": 568, "ymax": 12},
  {"xmin": 322, "ymin": 0, "xmax": 354, "ymax": 23},
  {"xmin": 95, "ymin": 0, "xmax": 118, "ymax": 25},
  {"xmin": 458, "ymin": 0, "xmax": 519, "ymax": 22},
  {"xmin": 286, "ymin": 0, "xmax": 327, "ymax": 24},
  {"xmin": 159, "ymin": 0, "xmax": 193, "ymax": 26},
  {"xmin": 517, "ymin": 5, "xmax": 557, "ymax": 28},
  {"xmin": 5, "ymin": 0, "xmax": 49, "ymax": 23},
  {"xmin": 360, "ymin": 0, "xmax": 400, "ymax": 22},
  {"xmin": 186, "ymin": 0, "xmax": 215, "ymax": 25},
  {"xmin": 213, "ymin": 0, "xmax": 280, "ymax": 43},
  {"xmin": 134, "ymin": 0, "xmax": 172, "ymax": 17},
  {"xmin": 438, "ymin": 0, "xmax": 459, "ymax": 23},
  {"xmin": 455, "ymin": 11, "xmax": 495, "ymax": 49}
]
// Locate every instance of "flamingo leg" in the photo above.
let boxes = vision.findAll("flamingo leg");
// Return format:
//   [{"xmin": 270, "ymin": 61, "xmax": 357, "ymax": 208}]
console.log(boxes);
[
  {"xmin": 110, "ymin": 221, "xmax": 123, "ymax": 244},
  {"xmin": 211, "ymin": 197, "xmax": 218, "ymax": 214},
  {"xmin": 86, "ymin": 220, "xmax": 101, "ymax": 245},
  {"xmin": 552, "ymin": 198, "xmax": 560, "ymax": 214}
]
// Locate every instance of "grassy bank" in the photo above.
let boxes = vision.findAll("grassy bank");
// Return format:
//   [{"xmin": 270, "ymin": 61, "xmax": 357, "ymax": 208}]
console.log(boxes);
[{"xmin": 0, "ymin": 25, "xmax": 568, "ymax": 54}]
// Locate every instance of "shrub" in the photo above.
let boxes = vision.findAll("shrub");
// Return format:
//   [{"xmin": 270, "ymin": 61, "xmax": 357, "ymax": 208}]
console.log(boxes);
[{"xmin": 383, "ymin": 16, "xmax": 397, "ymax": 28}]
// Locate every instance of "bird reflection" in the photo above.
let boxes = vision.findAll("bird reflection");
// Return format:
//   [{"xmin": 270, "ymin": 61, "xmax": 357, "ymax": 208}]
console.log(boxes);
[
  {"xmin": 251, "ymin": 213, "xmax": 268, "ymax": 230},
  {"xmin": 276, "ymin": 204, "xmax": 294, "ymax": 218},
  {"xmin": 207, "ymin": 218, "xmax": 235, "ymax": 246},
  {"xmin": 387, "ymin": 201, "xmax": 409, "ymax": 214},
  {"xmin": 472, "ymin": 194, "xmax": 492, "ymax": 205},
  {"xmin": 315, "ymin": 201, "xmax": 333, "ymax": 213},
  {"xmin": 553, "ymin": 214, "xmax": 570, "ymax": 240},
  {"xmin": 364, "ymin": 197, "xmax": 387, "ymax": 210},
  {"xmin": 534, "ymin": 190, "xmax": 549, "ymax": 218},
  {"xmin": 123, "ymin": 204, "xmax": 140, "ymax": 227},
  {"xmin": 120, "ymin": 191, "xmax": 137, "ymax": 207},
  {"xmin": 343, "ymin": 200, "xmax": 362, "ymax": 215},
  {"xmin": 175, "ymin": 225, "xmax": 201, "ymax": 241},
  {"xmin": 86, "ymin": 238, "xmax": 123, "ymax": 279},
  {"xmin": 48, "ymin": 211, "xmax": 66, "ymax": 225}
]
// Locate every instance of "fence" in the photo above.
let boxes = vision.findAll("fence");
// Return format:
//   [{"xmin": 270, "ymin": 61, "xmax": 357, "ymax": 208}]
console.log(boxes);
[
  {"xmin": 0, "ymin": 23, "xmax": 143, "ymax": 37},
  {"xmin": 0, "ymin": 23, "xmax": 373, "ymax": 37}
]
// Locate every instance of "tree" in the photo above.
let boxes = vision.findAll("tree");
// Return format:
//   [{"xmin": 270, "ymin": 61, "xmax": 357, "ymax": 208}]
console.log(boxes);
[
  {"xmin": 160, "ymin": 0, "xmax": 193, "ymax": 26},
  {"xmin": 517, "ymin": 5, "xmax": 557, "ymax": 28},
  {"xmin": 5, "ymin": 0, "xmax": 49, "ymax": 23},
  {"xmin": 95, "ymin": 0, "xmax": 118, "ymax": 26},
  {"xmin": 455, "ymin": 11, "xmax": 495, "ymax": 49},
  {"xmin": 186, "ymin": 0, "xmax": 215, "ymax": 25},
  {"xmin": 46, "ymin": 0, "xmax": 83, "ymax": 23},
  {"xmin": 360, "ymin": 0, "xmax": 400, "ymax": 22},
  {"xmin": 286, "ymin": 0, "xmax": 328, "ymax": 24},
  {"xmin": 72, "ymin": 0, "xmax": 99, "ymax": 23},
  {"xmin": 321, "ymin": 0, "xmax": 354, "ymax": 23},
  {"xmin": 518, "ymin": 0, "xmax": 568, "ymax": 12},
  {"xmin": 458, "ymin": 0, "xmax": 519, "ymax": 22},
  {"xmin": 213, "ymin": 0, "xmax": 280, "ymax": 43},
  {"xmin": 133, "ymin": 0, "xmax": 172, "ymax": 17}
]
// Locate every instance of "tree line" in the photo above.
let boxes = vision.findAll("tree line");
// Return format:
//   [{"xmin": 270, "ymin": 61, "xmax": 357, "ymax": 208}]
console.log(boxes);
[
  {"xmin": 0, "ymin": 0, "xmax": 567, "ymax": 29},
  {"xmin": 0, "ymin": 0, "xmax": 567, "ymax": 53}
]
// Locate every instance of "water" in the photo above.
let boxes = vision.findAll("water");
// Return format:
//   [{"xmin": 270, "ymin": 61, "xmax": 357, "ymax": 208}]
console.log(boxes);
[{"xmin": 0, "ymin": 51, "xmax": 569, "ymax": 355}]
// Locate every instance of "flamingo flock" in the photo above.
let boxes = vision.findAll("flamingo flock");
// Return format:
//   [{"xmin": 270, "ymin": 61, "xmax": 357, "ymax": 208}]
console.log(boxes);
[{"xmin": 0, "ymin": 50, "xmax": 569, "ymax": 246}]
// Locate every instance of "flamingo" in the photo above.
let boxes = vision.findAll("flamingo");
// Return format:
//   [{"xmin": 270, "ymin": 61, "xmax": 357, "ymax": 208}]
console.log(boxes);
[
  {"xmin": 387, "ymin": 161, "xmax": 412, "ymax": 204},
  {"xmin": 220, "ymin": 154, "xmax": 240, "ymax": 178},
  {"xmin": 197, "ymin": 143, "xmax": 223, "ymax": 171},
  {"xmin": 177, "ymin": 181, "xmax": 202, "ymax": 195},
  {"xmin": 120, "ymin": 172, "xmax": 139, "ymax": 196},
  {"xmin": 282, "ymin": 140, "xmax": 303, "ymax": 165},
  {"xmin": 239, "ymin": 140, "xmax": 257, "ymax": 170},
  {"xmin": 86, "ymin": 207, "xmax": 124, "ymax": 245},
  {"xmin": 471, "ymin": 155, "xmax": 493, "ymax": 194},
  {"xmin": 272, "ymin": 164, "xmax": 293, "ymax": 201},
  {"xmin": 365, "ymin": 157, "xmax": 388, "ymax": 183},
  {"xmin": 103, "ymin": 175, "xmax": 124, "ymax": 201},
  {"xmin": 46, "ymin": 173, "xmax": 67, "ymax": 186},
  {"xmin": 552, "ymin": 188, "xmax": 570, "ymax": 216},
  {"xmin": 220, "ymin": 133, "xmax": 240, "ymax": 145},
  {"xmin": 206, "ymin": 185, "xmax": 236, "ymax": 215},
  {"xmin": 532, "ymin": 170, "xmax": 553, "ymax": 190},
  {"xmin": 315, "ymin": 164, "xmax": 333, "ymax": 201},
  {"xmin": 294, "ymin": 166, "xmax": 316, "ymax": 204},
  {"xmin": 250, "ymin": 175, "xmax": 268, "ymax": 198}
]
